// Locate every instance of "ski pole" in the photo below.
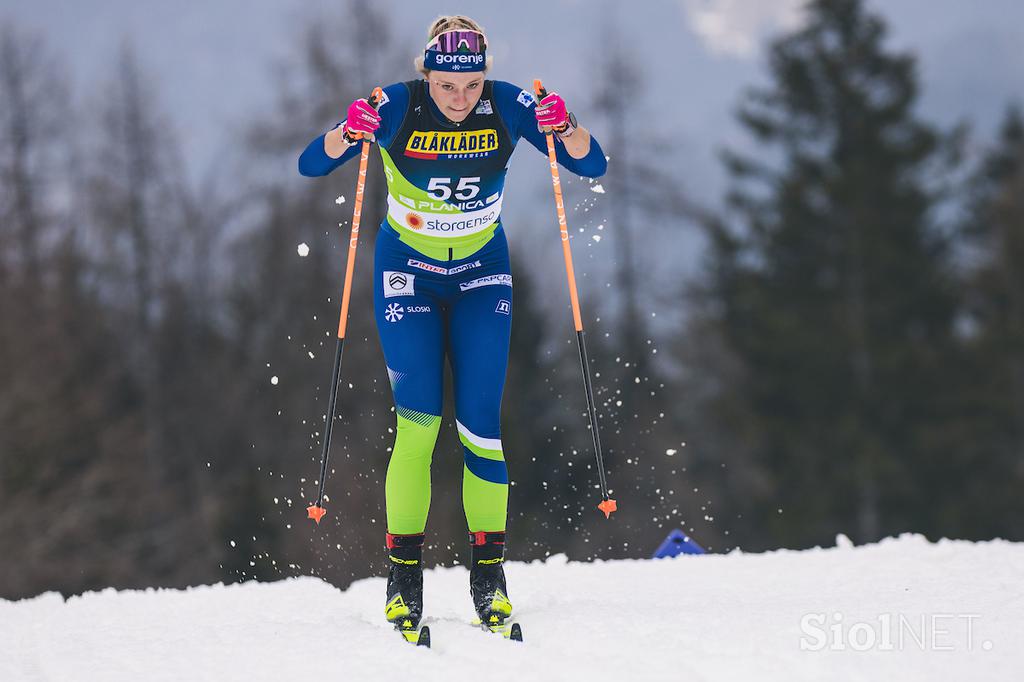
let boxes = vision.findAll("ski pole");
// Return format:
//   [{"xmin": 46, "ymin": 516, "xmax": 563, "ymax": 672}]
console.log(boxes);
[
  {"xmin": 308, "ymin": 86, "xmax": 384, "ymax": 525},
  {"xmin": 533, "ymin": 79, "xmax": 617, "ymax": 519}
]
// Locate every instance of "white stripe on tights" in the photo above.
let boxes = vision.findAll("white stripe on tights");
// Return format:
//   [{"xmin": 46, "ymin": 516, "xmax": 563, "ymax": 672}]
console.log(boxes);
[{"xmin": 456, "ymin": 420, "xmax": 503, "ymax": 452}]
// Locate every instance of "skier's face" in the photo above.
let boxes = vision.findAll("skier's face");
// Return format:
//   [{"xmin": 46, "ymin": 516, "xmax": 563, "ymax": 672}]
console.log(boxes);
[{"xmin": 427, "ymin": 72, "xmax": 485, "ymax": 123}]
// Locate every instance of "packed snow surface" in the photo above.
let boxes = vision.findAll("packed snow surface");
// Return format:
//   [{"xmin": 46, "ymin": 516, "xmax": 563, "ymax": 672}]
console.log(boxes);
[{"xmin": 2, "ymin": 534, "xmax": 1021, "ymax": 681}]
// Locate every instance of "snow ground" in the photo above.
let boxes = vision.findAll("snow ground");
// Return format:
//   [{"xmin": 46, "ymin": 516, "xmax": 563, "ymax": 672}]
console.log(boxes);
[{"xmin": 2, "ymin": 533, "xmax": 1021, "ymax": 681}]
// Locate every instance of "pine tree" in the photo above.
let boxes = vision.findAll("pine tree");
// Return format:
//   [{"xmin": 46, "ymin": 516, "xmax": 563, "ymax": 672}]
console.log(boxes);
[
  {"xmin": 700, "ymin": 0, "xmax": 961, "ymax": 547},
  {"xmin": 953, "ymin": 107, "xmax": 1024, "ymax": 538}
]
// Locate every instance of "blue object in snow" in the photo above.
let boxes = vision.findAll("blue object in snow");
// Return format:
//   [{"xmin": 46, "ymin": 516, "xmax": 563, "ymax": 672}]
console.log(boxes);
[{"xmin": 652, "ymin": 529, "xmax": 706, "ymax": 558}]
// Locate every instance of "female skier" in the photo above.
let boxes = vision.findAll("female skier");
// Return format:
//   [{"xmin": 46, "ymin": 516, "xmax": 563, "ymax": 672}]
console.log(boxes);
[{"xmin": 298, "ymin": 15, "xmax": 606, "ymax": 635}]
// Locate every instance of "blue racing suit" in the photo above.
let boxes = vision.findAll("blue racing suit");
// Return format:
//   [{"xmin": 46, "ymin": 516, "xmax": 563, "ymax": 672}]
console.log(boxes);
[{"xmin": 299, "ymin": 78, "xmax": 606, "ymax": 535}]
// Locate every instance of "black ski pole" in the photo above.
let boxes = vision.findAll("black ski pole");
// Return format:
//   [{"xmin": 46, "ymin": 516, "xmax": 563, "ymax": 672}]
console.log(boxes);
[
  {"xmin": 307, "ymin": 87, "xmax": 383, "ymax": 524},
  {"xmin": 534, "ymin": 79, "xmax": 617, "ymax": 518}
]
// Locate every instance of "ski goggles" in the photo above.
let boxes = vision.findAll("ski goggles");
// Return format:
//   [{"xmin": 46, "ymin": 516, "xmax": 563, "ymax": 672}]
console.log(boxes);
[{"xmin": 423, "ymin": 29, "xmax": 488, "ymax": 72}]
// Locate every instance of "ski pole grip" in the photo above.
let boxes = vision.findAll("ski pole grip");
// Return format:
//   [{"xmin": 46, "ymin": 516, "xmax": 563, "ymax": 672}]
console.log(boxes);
[
  {"xmin": 368, "ymin": 86, "xmax": 384, "ymax": 109},
  {"xmin": 533, "ymin": 79, "xmax": 548, "ymax": 102},
  {"xmin": 348, "ymin": 86, "xmax": 385, "ymax": 142}
]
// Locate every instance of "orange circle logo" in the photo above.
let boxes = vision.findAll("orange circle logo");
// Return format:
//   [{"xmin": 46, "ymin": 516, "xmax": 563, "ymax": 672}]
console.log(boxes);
[{"xmin": 405, "ymin": 213, "xmax": 424, "ymax": 230}]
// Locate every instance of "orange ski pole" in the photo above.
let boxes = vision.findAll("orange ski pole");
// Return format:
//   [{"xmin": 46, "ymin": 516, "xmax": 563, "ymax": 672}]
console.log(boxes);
[
  {"xmin": 534, "ymin": 79, "xmax": 617, "ymax": 519},
  {"xmin": 308, "ymin": 87, "xmax": 383, "ymax": 525}
]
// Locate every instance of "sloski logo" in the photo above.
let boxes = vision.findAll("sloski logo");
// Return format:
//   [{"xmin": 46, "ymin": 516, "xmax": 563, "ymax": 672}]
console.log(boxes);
[
  {"xmin": 460, "ymin": 274, "xmax": 513, "ymax": 291},
  {"xmin": 385, "ymin": 303, "xmax": 404, "ymax": 322},
  {"xmin": 517, "ymin": 89, "xmax": 534, "ymax": 108},
  {"xmin": 475, "ymin": 99, "xmax": 493, "ymax": 115},
  {"xmin": 383, "ymin": 271, "xmax": 415, "ymax": 297}
]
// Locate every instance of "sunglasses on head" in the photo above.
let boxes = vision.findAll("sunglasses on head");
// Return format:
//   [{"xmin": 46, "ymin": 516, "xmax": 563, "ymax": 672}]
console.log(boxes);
[{"xmin": 425, "ymin": 29, "xmax": 488, "ymax": 54}]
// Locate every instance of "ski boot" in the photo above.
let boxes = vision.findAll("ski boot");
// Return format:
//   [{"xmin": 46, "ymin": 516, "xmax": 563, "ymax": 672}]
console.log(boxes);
[
  {"xmin": 469, "ymin": 531, "xmax": 521, "ymax": 640},
  {"xmin": 384, "ymin": 532, "xmax": 430, "ymax": 646}
]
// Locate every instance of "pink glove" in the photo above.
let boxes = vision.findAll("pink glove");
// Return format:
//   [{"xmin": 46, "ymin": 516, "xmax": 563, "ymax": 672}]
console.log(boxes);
[
  {"xmin": 343, "ymin": 98, "xmax": 381, "ymax": 139},
  {"xmin": 535, "ymin": 92, "xmax": 569, "ymax": 131}
]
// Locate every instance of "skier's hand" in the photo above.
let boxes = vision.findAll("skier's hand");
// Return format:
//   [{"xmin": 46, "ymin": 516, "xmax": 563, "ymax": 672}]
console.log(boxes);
[
  {"xmin": 342, "ymin": 97, "xmax": 381, "ymax": 142},
  {"xmin": 535, "ymin": 91, "xmax": 570, "ymax": 133}
]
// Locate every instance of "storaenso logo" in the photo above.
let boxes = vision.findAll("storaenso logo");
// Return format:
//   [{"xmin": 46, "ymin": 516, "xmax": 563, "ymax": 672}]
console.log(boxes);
[
  {"xmin": 435, "ymin": 53, "xmax": 484, "ymax": 67},
  {"xmin": 424, "ymin": 210, "xmax": 498, "ymax": 233}
]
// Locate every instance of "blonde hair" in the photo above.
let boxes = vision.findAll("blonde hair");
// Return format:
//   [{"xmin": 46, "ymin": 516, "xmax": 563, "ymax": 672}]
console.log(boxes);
[{"xmin": 414, "ymin": 15, "xmax": 493, "ymax": 76}]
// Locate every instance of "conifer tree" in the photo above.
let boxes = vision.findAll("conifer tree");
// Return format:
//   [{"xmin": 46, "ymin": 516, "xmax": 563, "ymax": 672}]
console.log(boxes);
[
  {"xmin": 702, "ymin": 0, "xmax": 961, "ymax": 546},
  {"xmin": 954, "ymin": 107, "xmax": 1024, "ymax": 538}
]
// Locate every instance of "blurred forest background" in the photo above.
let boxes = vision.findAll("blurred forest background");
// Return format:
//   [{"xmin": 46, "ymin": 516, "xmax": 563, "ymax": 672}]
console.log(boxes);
[{"xmin": 2, "ymin": 0, "xmax": 1023, "ymax": 600}]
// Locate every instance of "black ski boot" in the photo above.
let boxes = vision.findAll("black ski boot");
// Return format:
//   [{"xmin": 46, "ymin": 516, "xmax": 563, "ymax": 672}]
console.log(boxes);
[
  {"xmin": 469, "ymin": 531, "xmax": 513, "ymax": 626},
  {"xmin": 384, "ymin": 532, "xmax": 427, "ymax": 644}
]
